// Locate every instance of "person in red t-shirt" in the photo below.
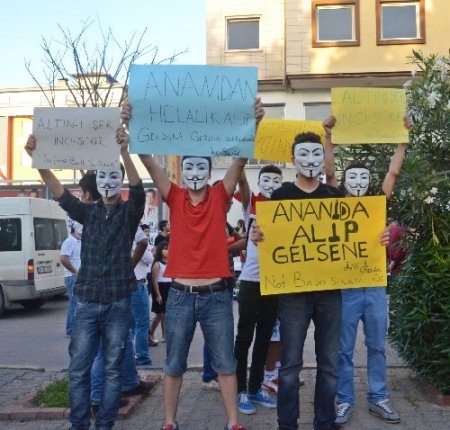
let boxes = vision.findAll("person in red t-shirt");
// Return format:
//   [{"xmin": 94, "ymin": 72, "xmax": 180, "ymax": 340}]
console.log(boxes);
[{"xmin": 119, "ymin": 97, "xmax": 264, "ymax": 430}]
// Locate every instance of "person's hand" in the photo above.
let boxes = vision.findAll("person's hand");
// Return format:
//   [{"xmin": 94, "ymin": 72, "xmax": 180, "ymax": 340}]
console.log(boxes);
[
  {"xmin": 250, "ymin": 222, "xmax": 264, "ymax": 245},
  {"xmin": 121, "ymin": 99, "xmax": 132, "ymax": 126},
  {"xmin": 403, "ymin": 115, "xmax": 414, "ymax": 131},
  {"xmin": 24, "ymin": 134, "xmax": 36, "ymax": 157},
  {"xmin": 255, "ymin": 97, "xmax": 265, "ymax": 125},
  {"xmin": 379, "ymin": 226, "xmax": 390, "ymax": 247},
  {"xmin": 322, "ymin": 115, "xmax": 336, "ymax": 136},
  {"xmin": 156, "ymin": 294, "xmax": 162, "ymax": 305},
  {"xmin": 116, "ymin": 126, "xmax": 129, "ymax": 155}
]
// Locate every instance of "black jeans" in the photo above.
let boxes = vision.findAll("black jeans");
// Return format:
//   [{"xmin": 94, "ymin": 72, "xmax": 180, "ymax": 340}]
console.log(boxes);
[{"xmin": 234, "ymin": 281, "xmax": 278, "ymax": 394}]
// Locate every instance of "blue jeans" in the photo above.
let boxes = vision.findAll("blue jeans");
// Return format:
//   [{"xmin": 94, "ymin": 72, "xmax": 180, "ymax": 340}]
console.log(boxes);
[
  {"xmin": 131, "ymin": 280, "xmax": 151, "ymax": 365},
  {"xmin": 90, "ymin": 332, "xmax": 140, "ymax": 403},
  {"xmin": 65, "ymin": 275, "xmax": 77, "ymax": 336},
  {"xmin": 69, "ymin": 298, "xmax": 131, "ymax": 430},
  {"xmin": 277, "ymin": 291, "xmax": 341, "ymax": 430},
  {"xmin": 202, "ymin": 342, "xmax": 218, "ymax": 382},
  {"xmin": 164, "ymin": 286, "xmax": 236, "ymax": 376},
  {"xmin": 337, "ymin": 287, "xmax": 388, "ymax": 406}
]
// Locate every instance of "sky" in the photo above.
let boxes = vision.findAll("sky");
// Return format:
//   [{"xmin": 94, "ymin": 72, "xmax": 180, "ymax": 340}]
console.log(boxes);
[{"xmin": 0, "ymin": 0, "xmax": 206, "ymax": 88}]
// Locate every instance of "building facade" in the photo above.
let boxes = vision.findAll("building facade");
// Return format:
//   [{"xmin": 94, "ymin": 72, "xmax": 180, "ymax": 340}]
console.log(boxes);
[{"xmin": 206, "ymin": 0, "xmax": 449, "ymax": 120}]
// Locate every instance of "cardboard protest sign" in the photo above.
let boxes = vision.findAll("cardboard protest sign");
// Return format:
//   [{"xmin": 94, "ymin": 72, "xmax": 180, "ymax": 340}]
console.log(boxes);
[
  {"xmin": 254, "ymin": 119, "xmax": 326, "ymax": 162},
  {"xmin": 331, "ymin": 87, "xmax": 408, "ymax": 144},
  {"xmin": 128, "ymin": 64, "xmax": 257, "ymax": 157},
  {"xmin": 257, "ymin": 196, "xmax": 387, "ymax": 295},
  {"xmin": 32, "ymin": 107, "xmax": 121, "ymax": 170}
]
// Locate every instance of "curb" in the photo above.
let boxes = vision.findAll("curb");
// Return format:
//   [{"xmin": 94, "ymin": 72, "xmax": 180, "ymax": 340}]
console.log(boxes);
[{"xmin": 0, "ymin": 374, "xmax": 161, "ymax": 421}]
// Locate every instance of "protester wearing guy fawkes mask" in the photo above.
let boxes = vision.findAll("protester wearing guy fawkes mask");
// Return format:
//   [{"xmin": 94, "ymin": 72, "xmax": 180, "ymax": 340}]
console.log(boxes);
[
  {"xmin": 95, "ymin": 165, "xmax": 125, "ymax": 218},
  {"xmin": 25, "ymin": 128, "xmax": 145, "ymax": 430},
  {"xmin": 328, "ymin": 117, "xmax": 412, "ymax": 427},
  {"xmin": 181, "ymin": 156, "xmax": 211, "ymax": 191},
  {"xmin": 258, "ymin": 129, "xmax": 345, "ymax": 430},
  {"xmin": 121, "ymin": 95, "xmax": 265, "ymax": 430},
  {"xmin": 234, "ymin": 165, "xmax": 282, "ymax": 415},
  {"xmin": 344, "ymin": 165, "xmax": 371, "ymax": 197}
]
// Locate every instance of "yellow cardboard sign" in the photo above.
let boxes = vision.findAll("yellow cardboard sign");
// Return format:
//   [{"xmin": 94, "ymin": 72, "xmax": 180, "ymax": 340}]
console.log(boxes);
[
  {"xmin": 331, "ymin": 87, "xmax": 408, "ymax": 144},
  {"xmin": 257, "ymin": 196, "xmax": 387, "ymax": 295},
  {"xmin": 254, "ymin": 119, "xmax": 326, "ymax": 162}
]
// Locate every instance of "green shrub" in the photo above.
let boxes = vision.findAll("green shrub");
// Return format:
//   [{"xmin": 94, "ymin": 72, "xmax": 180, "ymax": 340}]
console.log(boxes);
[
  {"xmin": 389, "ymin": 50, "xmax": 450, "ymax": 394},
  {"xmin": 31, "ymin": 377, "xmax": 69, "ymax": 408}
]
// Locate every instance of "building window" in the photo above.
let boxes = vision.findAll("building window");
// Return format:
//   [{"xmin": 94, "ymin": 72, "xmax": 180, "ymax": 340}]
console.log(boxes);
[
  {"xmin": 312, "ymin": 1, "xmax": 360, "ymax": 47},
  {"xmin": 376, "ymin": 0, "xmax": 425, "ymax": 45},
  {"xmin": 304, "ymin": 102, "xmax": 331, "ymax": 121},
  {"xmin": 227, "ymin": 18, "xmax": 260, "ymax": 50}
]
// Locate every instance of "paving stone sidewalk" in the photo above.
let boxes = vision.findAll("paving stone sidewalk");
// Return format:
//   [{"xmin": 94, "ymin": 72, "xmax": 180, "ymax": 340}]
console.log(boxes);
[{"xmin": 1, "ymin": 365, "xmax": 449, "ymax": 430}]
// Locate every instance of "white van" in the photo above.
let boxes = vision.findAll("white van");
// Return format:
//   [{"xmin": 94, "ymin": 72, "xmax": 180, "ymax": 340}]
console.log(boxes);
[{"xmin": 0, "ymin": 197, "xmax": 68, "ymax": 317}]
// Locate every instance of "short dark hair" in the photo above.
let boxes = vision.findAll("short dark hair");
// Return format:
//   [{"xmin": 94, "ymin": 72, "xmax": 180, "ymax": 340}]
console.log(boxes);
[
  {"xmin": 344, "ymin": 162, "xmax": 369, "ymax": 176},
  {"xmin": 146, "ymin": 188, "xmax": 156, "ymax": 196},
  {"xmin": 258, "ymin": 164, "xmax": 282, "ymax": 180},
  {"xmin": 291, "ymin": 132, "xmax": 322, "ymax": 157},
  {"xmin": 158, "ymin": 220, "xmax": 169, "ymax": 231},
  {"xmin": 140, "ymin": 224, "xmax": 150, "ymax": 230},
  {"xmin": 181, "ymin": 156, "xmax": 212, "ymax": 173},
  {"xmin": 79, "ymin": 173, "xmax": 101, "ymax": 200}
]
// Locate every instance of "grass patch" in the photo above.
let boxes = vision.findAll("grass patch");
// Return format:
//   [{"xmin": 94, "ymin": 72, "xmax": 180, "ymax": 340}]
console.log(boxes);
[{"xmin": 31, "ymin": 377, "xmax": 69, "ymax": 408}]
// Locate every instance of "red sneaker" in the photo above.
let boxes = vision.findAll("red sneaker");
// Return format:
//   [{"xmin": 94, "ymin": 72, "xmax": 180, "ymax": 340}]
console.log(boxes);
[
  {"xmin": 226, "ymin": 425, "xmax": 247, "ymax": 430},
  {"xmin": 160, "ymin": 424, "xmax": 179, "ymax": 430}
]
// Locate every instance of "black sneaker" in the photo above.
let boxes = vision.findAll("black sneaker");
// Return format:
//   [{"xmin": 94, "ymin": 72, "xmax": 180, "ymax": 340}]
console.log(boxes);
[
  {"xmin": 91, "ymin": 397, "xmax": 129, "ymax": 416},
  {"xmin": 122, "ymin": 379, "xmax": 156, "ymax": 397}
]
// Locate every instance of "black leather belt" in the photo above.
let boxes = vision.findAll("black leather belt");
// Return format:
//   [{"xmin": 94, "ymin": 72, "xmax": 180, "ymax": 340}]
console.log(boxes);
[{"xmin": 171, "ymin": 280, "xmax": 228, "ymax": 294}]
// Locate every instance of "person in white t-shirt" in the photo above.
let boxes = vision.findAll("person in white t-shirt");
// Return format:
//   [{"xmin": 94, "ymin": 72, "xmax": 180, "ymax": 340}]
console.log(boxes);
[
  {"xmin": 60, "ymin": 225, "xmax": 82, "ymax": 336},
  {"xmin": 131, "ymin": 226, "xmax": 154, "ymax": 365}
]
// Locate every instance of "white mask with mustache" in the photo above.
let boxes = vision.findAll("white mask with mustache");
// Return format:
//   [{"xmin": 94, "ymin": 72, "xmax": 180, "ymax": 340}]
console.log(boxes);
[
  {"xmin": 182, "ymin": 157, "xmax": 210, "ymax": 191},
  {"xmin": 96, "ymin": 169, "xmax": 123, "ymax": 198},
  {"xmin": 345, "ymin": 167, "xmax": 370, "ymax": 196},
  {"xmin": 258, "ymin": 172, "xmax": 283, "ymax": 198},
  {"xmin": 293, "ymin": 142, "xmax": 324, "ymax": 178}
]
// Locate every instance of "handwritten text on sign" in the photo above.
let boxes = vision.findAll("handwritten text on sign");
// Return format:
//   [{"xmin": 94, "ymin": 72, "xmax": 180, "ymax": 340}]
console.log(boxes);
[
  {"xmin": 254, "ymin": 119, "xmax": 326, "ymax": 162},
  {"xmin": 128, "ymin": 64, "xmax": 257, "ymax": 157},
  {"xmin": 331, "ymin": 87, "xmax": 408, "ymax": 144},
  {"xmin": 32, "ymin": 107, "xmax": 121, "ymax": 170},
  {"xmin": 257, "ymin": 196, "xmax": 387, "ymax": 295}
]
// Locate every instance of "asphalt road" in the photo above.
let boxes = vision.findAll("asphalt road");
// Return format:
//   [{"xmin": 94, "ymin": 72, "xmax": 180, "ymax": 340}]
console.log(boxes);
[{"xmin": 0, "ymin": 295, "xmax": 405, "ymax": 371}]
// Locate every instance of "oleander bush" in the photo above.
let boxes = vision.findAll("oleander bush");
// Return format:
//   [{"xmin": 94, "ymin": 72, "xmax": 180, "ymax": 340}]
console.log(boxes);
[{"xmin": 388, "ymin": 50, "xmax": 450, "ymax": 394}]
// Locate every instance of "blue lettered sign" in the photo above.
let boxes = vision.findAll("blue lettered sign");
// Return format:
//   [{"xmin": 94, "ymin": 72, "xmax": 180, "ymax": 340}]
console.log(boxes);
[{"xmin": 128, "ymin": 64, "xmax": 257, "ymax": 157}]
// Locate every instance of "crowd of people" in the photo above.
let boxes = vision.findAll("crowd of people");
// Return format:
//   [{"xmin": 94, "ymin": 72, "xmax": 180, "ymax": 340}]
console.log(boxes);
[{"xmin": 23, "ymin": 97, "xmax": 411, "ymax": 430}]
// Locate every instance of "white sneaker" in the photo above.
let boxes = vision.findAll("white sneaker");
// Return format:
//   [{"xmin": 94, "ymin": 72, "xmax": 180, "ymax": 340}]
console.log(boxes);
[
  {"xmin": 262, "ymin": 377, "xmax": 278, "ymax": 395},
  {"xmin": 202, "ymin": 379, "xmax": 220, "ymax": 391}
]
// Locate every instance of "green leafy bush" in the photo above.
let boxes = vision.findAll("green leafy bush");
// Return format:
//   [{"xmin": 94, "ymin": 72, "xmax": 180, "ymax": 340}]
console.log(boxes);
[
  {"xmin": 31, "ymin": 377, "xmax": 69, "ymax": 408},
  {"xmin": 389, "ymin": 50, "xmax": 450, "ymax": 394}
]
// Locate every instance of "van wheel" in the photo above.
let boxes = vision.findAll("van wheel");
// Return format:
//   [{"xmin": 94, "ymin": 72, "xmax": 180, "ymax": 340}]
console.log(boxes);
[
  {"xmin": 20, "ymin": 299, "xmax": 47, "ymax": 310},
  {"xmin": 0, "ymin": 287, "xmax": 5, "ymax": 317}
]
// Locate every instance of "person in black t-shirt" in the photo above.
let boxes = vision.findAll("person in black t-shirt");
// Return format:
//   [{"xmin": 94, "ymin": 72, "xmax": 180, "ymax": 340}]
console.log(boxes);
[
  {"xmin": 154, "ymin": 220, "xmax": 170, "ymax": 247},
  {"xmin": 251, "ymin": 121, "xmax": 390, "ymax": 430}
]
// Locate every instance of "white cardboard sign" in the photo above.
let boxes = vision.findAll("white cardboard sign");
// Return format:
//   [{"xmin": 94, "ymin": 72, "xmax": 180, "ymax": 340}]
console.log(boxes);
[{"xmin": 32, "ymin": 107, "xmax": 121, "ymax": 170}]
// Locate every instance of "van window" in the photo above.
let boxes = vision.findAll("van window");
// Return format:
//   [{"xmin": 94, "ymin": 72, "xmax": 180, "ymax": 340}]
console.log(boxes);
[
  {"xmin": 34, "ymin": 218, "xmax": 68, "ymax": 250},
  {"xmin": 0, "ymin": 218, "xmax": 22, "ymax": 252}
]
